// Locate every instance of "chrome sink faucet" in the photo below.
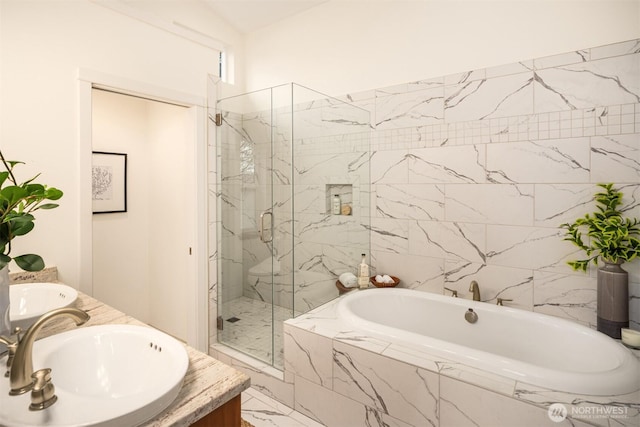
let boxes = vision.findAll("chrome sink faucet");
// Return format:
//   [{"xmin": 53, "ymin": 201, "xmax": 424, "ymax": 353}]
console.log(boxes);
[
  {"xmin": 9, "ymin": 307, "xmax": 90, "ymax": 395},
  {"xmin": 469, "ymin": 280, "xmax": 481, "ymax": 301}
]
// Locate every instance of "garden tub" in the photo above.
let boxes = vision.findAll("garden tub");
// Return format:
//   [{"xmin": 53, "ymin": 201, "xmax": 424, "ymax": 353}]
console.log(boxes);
[{"xmin": 337, "ymin": 288, "xmax": 639, "ymax": 396}]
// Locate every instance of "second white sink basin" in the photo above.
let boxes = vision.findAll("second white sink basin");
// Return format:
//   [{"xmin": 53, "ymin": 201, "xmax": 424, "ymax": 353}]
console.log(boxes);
[
  {"xmin": 0, "ymin": 324, "xmax": 189, "ymax": 427},
  {"xmin": 10, "ymin": 283, "xmax": 78, "ymax": 330}
]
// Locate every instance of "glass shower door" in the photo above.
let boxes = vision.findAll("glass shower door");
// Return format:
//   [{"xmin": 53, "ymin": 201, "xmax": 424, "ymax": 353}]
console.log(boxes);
[
  {"xmin": 214, "ymin": 82, "xmax": 369, "ymax": 370},
  {"xmin": 216, "ymin": 88, "xmax": 277, "ymax": 366}
]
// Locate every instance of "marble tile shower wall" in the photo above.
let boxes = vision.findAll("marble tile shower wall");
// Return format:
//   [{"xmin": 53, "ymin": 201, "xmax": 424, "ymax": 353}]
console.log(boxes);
[
  {"xmin": 250, "ymin": 100, "xmax": 370, "ymax": 313},
  {"xmin": 289, "ymin": 98, "xmax": 371, "ymax": 312},
  {"xmin": 340, "ymin": 38, "xmax": 640, "ymax": 329},
  {"xmin": 215, "ymin": 97, "xmax": 371, "ymax": 316}
]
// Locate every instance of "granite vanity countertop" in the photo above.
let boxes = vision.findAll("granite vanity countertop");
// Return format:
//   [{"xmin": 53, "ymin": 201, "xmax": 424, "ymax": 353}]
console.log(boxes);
[{"xmin": 34, "ymin": 291, "xmax": 250, "ymax": 427}]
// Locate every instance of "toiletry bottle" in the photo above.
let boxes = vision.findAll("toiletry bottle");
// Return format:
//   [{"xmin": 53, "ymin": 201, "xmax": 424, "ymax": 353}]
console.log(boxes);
[
  {"xmin": 357, "ymin": 253, "xmax": 369, "ymax": 289},
  {"xmin": 332, "ymin": 194, "xmax": 341, "ymax": 215}
]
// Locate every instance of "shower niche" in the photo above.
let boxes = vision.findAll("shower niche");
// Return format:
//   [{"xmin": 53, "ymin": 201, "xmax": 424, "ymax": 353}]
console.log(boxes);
[
  {"xmin": 214, "ymin": 83, "xmax": 370, "ymax": 369},
  {"xmin": 326, "ymin": 184, "xmax": 353, "ymax": 215}
]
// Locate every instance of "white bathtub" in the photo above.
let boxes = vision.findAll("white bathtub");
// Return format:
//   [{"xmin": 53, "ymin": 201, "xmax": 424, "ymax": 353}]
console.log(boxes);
[{"xmin": 337, "ymin": 288, "xmax": 640, "ymax": 396}]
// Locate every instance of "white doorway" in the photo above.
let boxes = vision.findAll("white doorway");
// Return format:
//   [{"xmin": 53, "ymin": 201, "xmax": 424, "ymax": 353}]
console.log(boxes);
[
  {"xmin": 91, "ymin": 89, "xmax": 191, "ymax": 341},
  {"xmin": 78, "ymin": 70, "xmax": 209, "ymax": 351}
]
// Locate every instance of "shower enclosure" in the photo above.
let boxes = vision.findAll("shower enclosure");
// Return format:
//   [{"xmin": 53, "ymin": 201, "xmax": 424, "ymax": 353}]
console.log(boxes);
[{"xmin": 214, "ymin": 83, "xmax": 370, "ymax": 369}]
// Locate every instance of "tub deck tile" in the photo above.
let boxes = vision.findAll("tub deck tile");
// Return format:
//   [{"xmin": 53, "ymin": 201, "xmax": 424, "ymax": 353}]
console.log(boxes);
[
  {"xmin": 333, "ymin": 341, "xmax": 439, "ymax": 427},
  {"xmin": 441, "ymin": 377, "xmax": 595, "ymax": 427},
  {"xmin": 513, "ymin": 382, "xmax": 640, "ymax": 427}
]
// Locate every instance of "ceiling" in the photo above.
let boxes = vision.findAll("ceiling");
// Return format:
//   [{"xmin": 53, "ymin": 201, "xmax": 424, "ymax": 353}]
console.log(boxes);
[{"xmin": 204, "ymin": 0, "xmax": 328, "ymax": 33}]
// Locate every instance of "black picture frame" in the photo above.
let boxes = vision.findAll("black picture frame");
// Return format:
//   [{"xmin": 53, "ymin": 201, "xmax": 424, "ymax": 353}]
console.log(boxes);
[{"xmin": 92, "ymin": 151, "xmax": 127, "ymax": 214}]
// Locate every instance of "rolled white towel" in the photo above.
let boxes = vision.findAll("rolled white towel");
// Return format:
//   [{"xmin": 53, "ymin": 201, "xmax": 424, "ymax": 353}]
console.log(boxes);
[
  {"xmin": 382, "ymin": 274, "xmax": 394, "ymax": 283},
  {"xmin": 339, "ymin": 272, "xmax": 358, "ymax": 288},
  {"xmin": 375, "ymin": 274, "xmax": 384, "ymax": 283}
]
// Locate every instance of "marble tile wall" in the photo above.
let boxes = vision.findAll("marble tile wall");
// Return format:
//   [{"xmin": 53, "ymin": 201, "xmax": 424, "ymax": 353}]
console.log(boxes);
[
  {"xmin": 339, "ymin": 38, "xmax": 640, "ymax": 330},
  {"xmin": 206, "ymin": 38, "xmax": 640, "ymax": 427},
  {"xmin": 209, "ymin": 39, "xmax": 640, "ymax": 359}
]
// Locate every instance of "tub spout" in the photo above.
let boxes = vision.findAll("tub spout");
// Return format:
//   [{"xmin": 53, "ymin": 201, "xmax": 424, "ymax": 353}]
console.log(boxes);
[{"xmin": 469, "ymin": 281, "xmax": 480, "ymax": 301}]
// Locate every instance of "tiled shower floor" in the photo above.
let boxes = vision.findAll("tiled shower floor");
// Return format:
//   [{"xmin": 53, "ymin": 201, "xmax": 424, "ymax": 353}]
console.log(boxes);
[{"xmin": 219, "ymin": 296, "xmax": 298, "ymax": 369}]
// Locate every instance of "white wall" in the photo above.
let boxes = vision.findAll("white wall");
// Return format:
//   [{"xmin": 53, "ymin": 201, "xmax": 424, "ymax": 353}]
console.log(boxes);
[
  {"xmin": 92, "ymin": 89, "xmax": 192, "ymax": 341},
  {"xmin": 119, "ymin": 0, "xmax": 246, "ymax": 90},
  {"xmin": 0, "ymin": 0, "xmax": 239, "ymax": 287},
  {"xmin": 147, "ymin": 100, "xmax": 192, "ymax": 340},
  {"xmin": 92, "ymin": 90, "xmax": 151, "ymax": 322},
  {"xmin": 244, "ymin": 0, "xmax": 640, "ymax": 95}
]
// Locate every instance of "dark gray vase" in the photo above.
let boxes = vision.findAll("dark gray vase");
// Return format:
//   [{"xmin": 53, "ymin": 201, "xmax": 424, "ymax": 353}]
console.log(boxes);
[{"xmin": 597, "ymin": 261, "xmax": 629, "ymax": 339}]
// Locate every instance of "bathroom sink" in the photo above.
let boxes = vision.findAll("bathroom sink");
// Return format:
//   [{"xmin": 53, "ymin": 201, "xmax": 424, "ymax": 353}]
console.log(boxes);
[
  {"xmin": 10, "ymin": 283, "xmax": 78, "ymax": 330},
  {"xmin": 0, "ymin": 324, "xmax": 189, "ymax": 427}
]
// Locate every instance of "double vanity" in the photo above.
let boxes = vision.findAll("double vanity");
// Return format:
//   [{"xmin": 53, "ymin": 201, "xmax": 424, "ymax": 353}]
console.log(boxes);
[{"xmin": 1, "ymin": 276, "xmax": 250, "ymax": 427}]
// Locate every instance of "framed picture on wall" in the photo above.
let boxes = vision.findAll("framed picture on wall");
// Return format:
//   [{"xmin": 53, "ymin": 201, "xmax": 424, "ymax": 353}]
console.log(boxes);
[{"xmin": 92, "ymin": 151, "xmax": 127, "ymax": 214}]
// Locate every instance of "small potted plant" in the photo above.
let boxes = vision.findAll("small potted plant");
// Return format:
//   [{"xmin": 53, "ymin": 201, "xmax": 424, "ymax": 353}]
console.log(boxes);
[
  {"xmin": 561, "ymin": 183, "xmax": 640, "ymax": 339},
  {"xmin": 0, "ymin": 149, "xmax": 63, "ymax": 336}
]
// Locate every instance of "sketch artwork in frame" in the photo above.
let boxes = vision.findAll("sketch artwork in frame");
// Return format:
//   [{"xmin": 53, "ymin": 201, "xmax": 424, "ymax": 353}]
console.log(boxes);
[{"xmin": 92, "ymin": 151, "xmax": 127, "ymax": 214}]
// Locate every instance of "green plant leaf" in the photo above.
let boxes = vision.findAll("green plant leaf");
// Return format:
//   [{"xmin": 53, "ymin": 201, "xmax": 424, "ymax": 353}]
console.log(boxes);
[
  {"xmin": 6, "ymin": 160, "xmax": 24, "ymax": 169},
  {"xmin": 0, "ymin": 172, "xmax": 9, "ymax": 188},
  {"xmin": 0, "ymin": 254, "xmax": 11, "ymax": 270},
  {"xmin": 0, "ymin": 150, "xmax": 63, "ymax": 270},
  {"xmin": 35, "ymin": 203, "xmax": 59, "ymax": 210},
  {"xmin": 24, "ymin": 183, "xmax": 45, "ymax": 196},
  {"xmin": 14, "ymin": 254, "xmax": 45, "ymax": 271},
  {"xmin": 561, "ymin": 183, "xmax": 640, "ymax": 271},
  {"xmin": 0, "ymin": 235, "xmax": 8, "ymax": 250},
  {"xmin": 0, "ymin": 186, "xmax": 27, "ymax": 205},
  {"xmin": 44, "ymin": 188, "xmax": 63, "ymax": 200},
  {"xmin": 567, "ymin": 259, "xmax": 590, "ymax": 272},
  {"xmin": 10, "ymin": 219, "xmax": 35, "ymax": 236}
]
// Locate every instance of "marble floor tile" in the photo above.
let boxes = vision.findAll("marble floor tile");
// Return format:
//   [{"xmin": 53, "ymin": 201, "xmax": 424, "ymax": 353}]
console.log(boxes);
[{"xmin": 242, "ymin": 387, "xmax": 324, "ymax": 427}]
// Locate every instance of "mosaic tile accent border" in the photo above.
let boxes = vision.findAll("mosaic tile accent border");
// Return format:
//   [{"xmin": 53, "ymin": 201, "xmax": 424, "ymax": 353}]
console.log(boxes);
[{"xmin": 370, "ymin": 103, "xmax": 640, "ymax": 151}]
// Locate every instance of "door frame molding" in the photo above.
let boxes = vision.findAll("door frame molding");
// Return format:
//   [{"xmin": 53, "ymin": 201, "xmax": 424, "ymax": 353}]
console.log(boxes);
[{"xmin": 78, "ymin": 68, "xmax": 208, "ymax": 351}]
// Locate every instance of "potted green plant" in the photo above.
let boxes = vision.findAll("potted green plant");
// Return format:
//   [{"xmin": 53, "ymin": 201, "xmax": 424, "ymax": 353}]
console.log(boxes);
[
  {"xmin": 0, "ymin": 149, "xmax": 63, "ymax": 336},
  {"xmin": 561, "ymin": 183, "xmax": 640, "ymax": 339}
]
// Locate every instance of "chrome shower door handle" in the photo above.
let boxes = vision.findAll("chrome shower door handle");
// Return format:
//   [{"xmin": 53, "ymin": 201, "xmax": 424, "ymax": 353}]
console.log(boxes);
[{"xmin": 259, "ymin": 210, "xmax": 273, "ymax": 243}]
